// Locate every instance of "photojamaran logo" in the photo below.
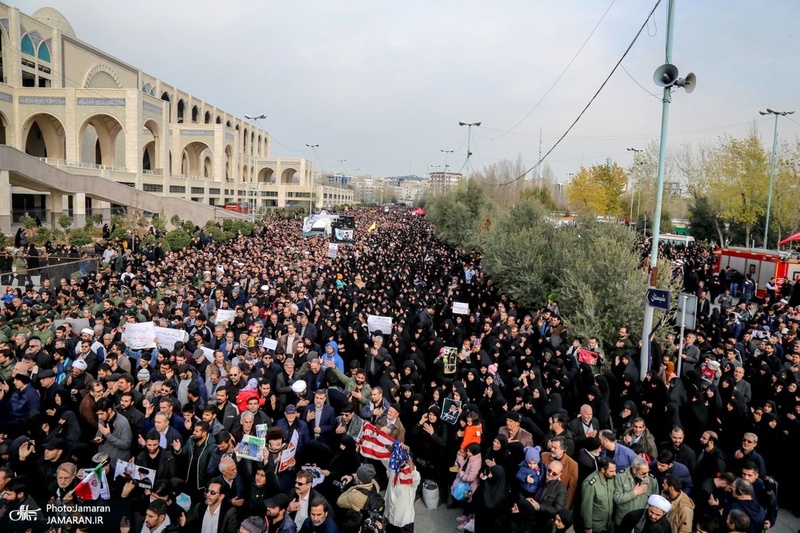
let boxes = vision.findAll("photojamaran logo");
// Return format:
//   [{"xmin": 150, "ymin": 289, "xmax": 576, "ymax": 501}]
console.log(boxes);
[{"xmin": 9, "ymin": 504, "xmax": 41, "ymax": 521}]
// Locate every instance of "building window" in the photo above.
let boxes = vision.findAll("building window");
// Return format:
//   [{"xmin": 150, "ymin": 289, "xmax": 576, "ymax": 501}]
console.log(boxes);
[
  {"xmin": 22, "ymin": 70, "xmax": 35, "ymax": 87},
  {"xmin": 191, "ymin": 187, "xmax": 204, "ymax": 194},
  {"xmin": 209, "ymin": 188, "xmax": 220, "ymax": 195},
  {"xmin": 169, "ymin": 186, "xmax": 186, "ymax": 194},
  {"xmin": 20, "ymin": 35, "xmax": 34, "ymax": 56},
  {"xmin": 143, "ymin": 184, "xmax": 163, "ymax": 193},
  {"xmin": 119, "ymin": 182, "xmax": 135, "ymax": 188},
  {"xmin": 37, "ymin": 43, "xmax": 50, "ymax": 63}
]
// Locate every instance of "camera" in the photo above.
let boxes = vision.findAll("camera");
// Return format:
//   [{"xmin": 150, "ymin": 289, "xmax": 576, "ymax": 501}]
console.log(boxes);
[{"xmin": 333, "ymin": 479, "xmax": 351, "ymax": 491}]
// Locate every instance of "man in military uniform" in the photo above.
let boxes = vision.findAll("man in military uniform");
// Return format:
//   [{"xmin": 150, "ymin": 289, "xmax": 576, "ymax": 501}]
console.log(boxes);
[
  {"xmin": 580, "ymin": 456, "xmax": 617, "ymax": 533},
  {"xmin": 613, "ymin": 457, "xmax": 658, "ymax": 527}
]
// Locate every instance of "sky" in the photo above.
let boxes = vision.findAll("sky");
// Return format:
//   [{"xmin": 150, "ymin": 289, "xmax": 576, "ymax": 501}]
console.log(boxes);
[{"xmin": 13, "ymin": 0, "xmax": 800, "ymax": 180}]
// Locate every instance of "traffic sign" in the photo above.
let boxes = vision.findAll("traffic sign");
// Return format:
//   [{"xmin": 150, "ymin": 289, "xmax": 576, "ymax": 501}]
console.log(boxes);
[
  {"xmin": 645, "ymin": 288, "xmax": 671, "ymax": 310},
  {"xmin": 677, "ymin": 293, "xmax": 698, "ymax": 330}
]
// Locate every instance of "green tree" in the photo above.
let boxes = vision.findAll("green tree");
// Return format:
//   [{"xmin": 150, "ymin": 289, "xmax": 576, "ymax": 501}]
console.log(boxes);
[
  {"xmin": 68, "ymin": 227, "xmax": 93, "ymax": 247},
  {"xmin": 688, "ymin": 195, "xmax": 725, "ymax": 245},
  {"xmin": 481, "ymin": 197, "xmax": 574, "ymax": 307},
  {"xmin": 165, "ymin": 228, "xmax": 192, "ymax": 250},
  {"xmin": 706, "ymin": 132, "xmax": 769, "ymax": 246},
  {"xmin": 565, "ymin": 163, "xmax": 628, "ymax": 216},
  {"xmin": 58, "ymin": 214, "xmax": 72, "ymax": 231}
]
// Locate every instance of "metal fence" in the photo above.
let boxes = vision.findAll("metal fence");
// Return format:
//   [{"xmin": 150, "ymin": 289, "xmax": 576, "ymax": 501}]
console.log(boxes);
[{"xmin": 1, "ymin": 257, "xmax": 98, "ymax": 289}]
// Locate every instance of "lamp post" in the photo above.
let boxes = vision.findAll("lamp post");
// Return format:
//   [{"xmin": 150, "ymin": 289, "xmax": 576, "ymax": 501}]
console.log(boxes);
[
  {"xmin": 759, "ymin": 108, "xmax": 794, "ymax": 248},
  {"xmin": 244, "ymin": 114, "xmax": 266, "ymax": 221},
  {"xmin": 305, "ymin": 144, "xmax": 319, "ymax": 215},
  {"xmin": 627, "ymin": 148, "xmax": 642, "ymax": 226},
  {"xmin": 440, "ymin": 149, "xmax": 453, "ymax": 196},
  {"xmin": 458, "ymin": 122, "xmax": 480, "ymax": 176},
  {"xmin": 336, "ymin": 159, "xmax": 347, "ymax": 187}
]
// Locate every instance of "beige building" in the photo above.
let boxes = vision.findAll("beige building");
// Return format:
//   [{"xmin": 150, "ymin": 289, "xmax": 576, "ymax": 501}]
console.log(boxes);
[{"xmin": 0, "ymin": 5, "xmax": 351, "ymax": 232}]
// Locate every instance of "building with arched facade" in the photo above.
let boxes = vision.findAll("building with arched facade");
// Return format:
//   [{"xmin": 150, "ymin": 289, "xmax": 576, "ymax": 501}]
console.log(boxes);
[{"xmin": 0, "ymin": 5, "xmax": 351, "ymax": 230}]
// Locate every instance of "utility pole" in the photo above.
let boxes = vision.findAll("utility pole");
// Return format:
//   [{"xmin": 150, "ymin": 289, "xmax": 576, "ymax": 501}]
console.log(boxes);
[
  {"xmin": 759, "ymin": 108, "xmax": 794, "ymax": 248},
  {"xmin": 458, "ymin": 122, "xmax": 480, "ymax": 178},
  {"xmin": 440, "ymin": 149, "xmax": 453, "ymax": 196}
]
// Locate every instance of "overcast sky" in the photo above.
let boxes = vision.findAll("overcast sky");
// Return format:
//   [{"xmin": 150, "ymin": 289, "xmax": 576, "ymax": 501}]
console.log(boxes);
[{"xmin": 14, "ymin": 0, "xmax": 800, "ymax": 179}]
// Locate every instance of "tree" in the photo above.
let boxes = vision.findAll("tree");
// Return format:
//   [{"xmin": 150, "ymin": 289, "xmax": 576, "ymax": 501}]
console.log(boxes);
[
  {"xmin": 481, "ymin": 196, "xmax": 575, "ymax": 307},
  {"xmin": 706, "ymin": 132, "xmax": 769, "ymax": 246},
  {"xmin": 565, "ymin": 163, "xmax": 628, "ymax": 216},
  {"xmin": 688, "ymin": 195, "xmax": 725, "ymax": 245},
  {"xmin": 471, "ymin": 156, "xmax": 529, "ymax": 209},
  {"xmin": 58, "ymin": 214, "xmax": 72, "ymax": 231},
  {"xmin": 520, "ymin": 186, "xmax": 558, "ymax": 212},
  {"xmin": 769, "ymin": 141, "xmax": 800, "ymax": 247}
]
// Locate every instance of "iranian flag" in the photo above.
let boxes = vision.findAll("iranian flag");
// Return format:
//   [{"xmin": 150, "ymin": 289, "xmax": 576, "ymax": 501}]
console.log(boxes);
[
  {"xmin": 357, "ymin": 422, "xmax": 395, "ymax": 460},
  {"xmin": 73, "ymin": 464, "xmax": 109, "ymax": 501}
]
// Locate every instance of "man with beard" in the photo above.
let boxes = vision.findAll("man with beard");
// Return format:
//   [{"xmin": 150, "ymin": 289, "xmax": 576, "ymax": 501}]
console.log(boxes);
[
  {"xmin": 618, "ymin": 494, "xmax": 672, "ymax": 533},
  {"xmin": 299, "ymin": 498, "xmax": 338, "ymax": 533},
  {"xmin": 136, "ymin": 430, "xmax": 177, "ymax": 484},
  {"xmin": 264, "ymin": 493, "xmax": 296, "ymax": 533},
  {"xmin": 0, "ymin": 477, "xmax": 47, "ymax": 532},
  {"xmin": 52, "ymin": 462, "xmax": 78, "ymax": 504}
]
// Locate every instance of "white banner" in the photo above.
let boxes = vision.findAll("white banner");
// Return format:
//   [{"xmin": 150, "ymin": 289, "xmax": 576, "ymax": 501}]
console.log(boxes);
[
  {"xmin": 201, "ymin": 347, "xmax": 215, "ymax": 360},
  {"xmin": 367, "ymin": 315, "xmax": 393, "ymax": 334},
  {"xmin": 452, "ymin": 302, "xmax": 470, "ymax": 315},
  {"xmin": 263, "ymin": 337, "xmax": 278, "ymax": 351},
  {"xmin": 123, "ymin": 322, "xmax": 156, "ymax": 350},
  {"xmin": 54, "ymin": 318, "xmax": 91, "ymax": 333},
  {"xmin": 154, "ymin": 327, "xmax": 186, "ymax": 351},
  {"xmin": 215, "ymin": 309, "xmax": 235, "ymax": 325}
]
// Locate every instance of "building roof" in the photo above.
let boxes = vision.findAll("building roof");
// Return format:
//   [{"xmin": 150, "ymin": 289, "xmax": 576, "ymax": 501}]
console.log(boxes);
[{"xmin": 32, "ymin": 7, "xmax": 76, "ymax": 38}]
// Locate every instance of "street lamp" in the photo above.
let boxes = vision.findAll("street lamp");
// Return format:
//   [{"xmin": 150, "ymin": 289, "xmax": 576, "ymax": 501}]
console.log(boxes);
[
  {"xmin": 440, "ymin": 149, "xmax": 454, "ymax": 196},
  {"xmin": 336, "ymin": 159, "xmax": 347, "ymax": 187},
  {"xmin": 244, "ymin": 114, "xmax": 266, "ymax": 120},
  {"xmin": 305, "ymin": 144, "xmax": 320, "ymax": 215},
  {"xmin": 627, "ymin": 148, "xmax": 642, "ymax": 225},
  {"xmin": 458, "ymin": 122, "xmax": 481, "ymax": 176},
  {"xmin": 759, "ymin": 108, "xmax": 794, "ymax": 248}
]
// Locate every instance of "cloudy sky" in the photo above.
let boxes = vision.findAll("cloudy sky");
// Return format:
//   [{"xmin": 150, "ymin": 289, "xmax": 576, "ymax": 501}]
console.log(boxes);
[{"xmin": 15, "ymin": 0, "xmax": 800, "ymax": 180}]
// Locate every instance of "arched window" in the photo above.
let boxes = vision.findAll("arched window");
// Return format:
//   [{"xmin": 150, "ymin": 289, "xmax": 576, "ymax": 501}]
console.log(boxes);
[
  {"xmin": 21, "ymin": 34, "xmax": 34, "ymax": 56},
  {"xmin": 37, "ymin": 42, "xmax": 50, "ymax": 62}
]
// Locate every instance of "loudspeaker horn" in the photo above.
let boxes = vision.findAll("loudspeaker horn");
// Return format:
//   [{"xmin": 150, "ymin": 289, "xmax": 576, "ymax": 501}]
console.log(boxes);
[
  {"xmin": 675, "ymin": 72, "xmax": 697, "ymax": 94},
  {"xmin": 653, "ymin": 63, "xmax": 679, "ymax": 87}
]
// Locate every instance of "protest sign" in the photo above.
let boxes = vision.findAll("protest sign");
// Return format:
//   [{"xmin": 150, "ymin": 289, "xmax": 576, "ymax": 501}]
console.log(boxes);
[
  {"xmin": 122, "ymin": 322, "xmax": 156, "ymax": 349},
  {"xmin": 367, "ymin": 315, "xmax": 392, "ymax": 334},
  {"xmin": 327, "ymin": 243, "xmax": 339, "ymax": 259},
  {"xmin": 262, "ymin": 337, "xmax": 278, "ymax": 351},
  {"xmin": 154, "ymin": 326, "xmax": 185, "ymax": 351},
  {"xmin": 443, "ymin": 346, "xmax": 458, "ymax": 374},
  {"xmin": 278, "ymin": 431, "xmax": 299, "ymax": 472},
  {"xmin": 235, "ymin": 435, "xmax": 265, "ymax": 462},
  {"xmin": 215, "ymin": 309, "xmax": 235, "ymax": 325},
  {"xmin": 452, "ymin": 302, "xmax": 470, "ymax": 315}
]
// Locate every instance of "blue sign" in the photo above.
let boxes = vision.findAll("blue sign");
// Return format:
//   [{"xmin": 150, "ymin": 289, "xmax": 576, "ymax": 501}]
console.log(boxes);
[{"xmin": 645, "ymin": 288, "xmax": 670, "ymax": 310}]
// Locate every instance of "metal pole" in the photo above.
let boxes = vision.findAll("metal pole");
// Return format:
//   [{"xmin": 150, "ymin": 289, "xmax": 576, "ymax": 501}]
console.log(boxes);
[
  {"xmin": 763, "ymin": 114, "xmax": 779, "ymax": 249},
  {"xmin": 676, "ymin": 294, "xmax": 687, "ymax": 376},
  {"xmin": 640, "ymin": 0, "xmax": 677, "ymax": 380}
]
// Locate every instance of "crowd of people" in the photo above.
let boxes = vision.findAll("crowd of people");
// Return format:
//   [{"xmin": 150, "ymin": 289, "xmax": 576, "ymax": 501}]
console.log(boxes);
[{"xmin": 0, "ymin": 207, "xmax": 797, "ymax": 533}]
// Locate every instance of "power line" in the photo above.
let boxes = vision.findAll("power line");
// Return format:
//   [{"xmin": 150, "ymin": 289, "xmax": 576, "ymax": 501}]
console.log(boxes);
[
  {"xmin": 491, "ymin": 0, "xmax": 663, "ymax": 187},
  {"xmin": 620, "ymin": 64, "xmax": 661, "ymax": 99},
  {"xmin": 488, "ymin": 0, "xmax": 618, "ymax": 140}
]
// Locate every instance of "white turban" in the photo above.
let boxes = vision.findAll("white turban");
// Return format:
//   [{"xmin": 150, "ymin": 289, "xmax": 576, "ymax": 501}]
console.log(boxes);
[{"xmin": 648, "ymin": 494, "xmax": 671, "ymax": 513}]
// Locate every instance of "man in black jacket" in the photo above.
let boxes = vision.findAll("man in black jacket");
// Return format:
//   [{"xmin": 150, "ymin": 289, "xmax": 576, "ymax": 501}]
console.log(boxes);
[{"xmin": 183, "ymin": 477, "xmax": 239, "ymax": 533}]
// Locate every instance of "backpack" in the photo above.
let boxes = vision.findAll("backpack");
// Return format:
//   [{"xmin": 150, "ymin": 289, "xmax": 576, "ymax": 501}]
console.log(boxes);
[
  {"xmin": 761, "ymin": 476, "xmax": 779, "ymax": 525},
  {"xmin": 357, "ymin": 487, "xmax": 386, "ymax": 533}
]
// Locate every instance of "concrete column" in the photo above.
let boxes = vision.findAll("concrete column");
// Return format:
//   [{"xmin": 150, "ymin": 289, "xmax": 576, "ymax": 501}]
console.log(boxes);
[
  {"xmin": 73, "ymin": 192, "xmax": 86, "ymax": 228},
  {"xmin": 0, "ymin": 170, "xmax": 11, "ymax": 235},
  {"xmin": 46, "ymin": 191, "xmax": 65, "ymax": 229}
]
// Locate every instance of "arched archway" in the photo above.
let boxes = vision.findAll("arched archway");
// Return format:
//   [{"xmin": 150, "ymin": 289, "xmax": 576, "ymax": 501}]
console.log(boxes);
[
  {"xmin": 142, "ymin": 140, "xmax": 155, "ymax": 171},
  {"xmin": 143, "ymin": 119, "xmax": 160, "ymax": 171},
  {"xmin": 216, "ymin": 116, "xmax": 222, "ymax": 125},
  {"xmin": 258, "ymin": 167, "xmax": 275, "ymax": 184},
  {"xmin": 177, "ymin": 99, "xmax": 185, "ymax": 123},
  {"xmin": 181, "ymin": 141, "xmax": 212, "ymax": 177},
  {"xmin": 224, "ymin": 145, "xmax": 233, "ymax": 181},
  {"xmin": 160, "ymin": 92, "xmax": 171, "ymax": 121},
  {"xmin": 191, "ymin": 105, "xmax": 199, "ymax": 124},
  {"xmin": 203, "ymin": 156, "xmax": 212, "ymax": 178},
  {"xmin": 257, "ymin": 135, "xmax": 262, "ymax": 156},
  {"xmin": 79, "ymin": 114, "xmax": 125, "ymax": 167},
  {"xmin": 281, "ymin": 168, "xmax": 299, "ymax": 185},
  {"xmin": 243, "ymin": 128, "xmax": 248, "ymax": 152},
  {"xmin": 204, "ymin": 111, "xmax": 211, "ymax": 124},
  {"xmin": 242, "ymin": 164, "xmax": 249, "ymax": 183},
  {"xmin": 0, "ymin": 111, "xmax": 9, "ymax": 145},
  {"xmin": 22, "ymin": 113, "xmax": 66, "ymax": 159}
]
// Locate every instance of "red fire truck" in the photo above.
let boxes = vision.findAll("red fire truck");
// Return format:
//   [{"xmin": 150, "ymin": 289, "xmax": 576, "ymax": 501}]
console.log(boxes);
[{"xmin": 713, "ymin": 247, "xmax": 800, "ymax": 298}]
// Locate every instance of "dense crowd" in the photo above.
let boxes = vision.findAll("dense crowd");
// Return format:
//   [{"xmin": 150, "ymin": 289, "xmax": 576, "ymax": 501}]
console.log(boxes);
[{"xmin": 0, "ymin": 208, "xmax": 798, "ymax": 533}]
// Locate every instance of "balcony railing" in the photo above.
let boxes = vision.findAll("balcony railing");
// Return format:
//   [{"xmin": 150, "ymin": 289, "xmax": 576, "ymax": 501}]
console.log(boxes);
[{"xmin": 37, "ymin": 158, "xmax": 128, "ymax": 173}]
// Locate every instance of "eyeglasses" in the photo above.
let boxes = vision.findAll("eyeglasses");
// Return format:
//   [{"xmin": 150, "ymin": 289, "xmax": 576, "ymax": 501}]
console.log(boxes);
[
  {"xmin": 205, "ymin": 490, "xmax": 219, "ymax": 495},
  {"xmin": 547, "ymin": 470, "xmax": 561, "ymax": 476},
  {"xmin": 742, "ymin": 439, "xmax": 755, "ymax": 443},
  {"xmin": 295, "ymin": 481, "xmax": 308, "ymax": 486}
]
